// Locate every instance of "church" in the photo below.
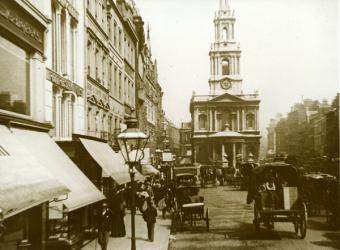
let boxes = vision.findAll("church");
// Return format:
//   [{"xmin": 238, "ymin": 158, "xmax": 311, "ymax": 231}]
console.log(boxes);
[{"xmin": 190, "ymin": 0, "xmax": 261, "ymax": 168}]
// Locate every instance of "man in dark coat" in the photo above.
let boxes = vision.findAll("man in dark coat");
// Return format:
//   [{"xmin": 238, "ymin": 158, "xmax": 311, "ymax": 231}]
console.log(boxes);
[
  {"xmin": 142, "ymin": 198, "xmax": 158, "ymax": 242},
  {"xmin": 98, "ymin": 203, "xmax": 111, "ymax": 250}
]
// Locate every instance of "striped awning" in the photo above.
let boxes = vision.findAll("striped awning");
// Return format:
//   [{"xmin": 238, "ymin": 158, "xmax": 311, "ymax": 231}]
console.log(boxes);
[
  {"xmin": 80, "ymin": 138, "xmax": 145, "ymax": 185},
  {"xmin": 12, "ymin": 128, "xmax": 105, "ymax": 212},
  {"xmin": 0, "ymin": 125, "xmax": 69, "ymax": 218}
]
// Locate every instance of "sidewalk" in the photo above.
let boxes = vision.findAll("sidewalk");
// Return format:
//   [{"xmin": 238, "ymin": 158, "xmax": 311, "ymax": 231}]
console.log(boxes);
[{"xmin": 82, "ymin": 209, "xmax": 171, "ymax": 250}]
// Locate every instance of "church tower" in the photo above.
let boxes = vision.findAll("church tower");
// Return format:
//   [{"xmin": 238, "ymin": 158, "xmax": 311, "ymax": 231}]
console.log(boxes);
[{"xmin": 209, "ymin": 0, "xmax": 242, "ymax": 95}]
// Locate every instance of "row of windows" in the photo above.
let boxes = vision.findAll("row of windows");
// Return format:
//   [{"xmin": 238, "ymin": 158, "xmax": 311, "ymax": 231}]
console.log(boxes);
[
  {"xmin": 198, "ymin": 113, "xmax": 255, "ymax": 130},
  {"xmin": 87, "ymin": 0, "xmax": 135, "ymax": 64},
  {"xmin": 87, "ymin": 107, "xmax": 122, "ymax": 136},
  {"xmin": 145, "ymin": 99, "xmax": 156, "ymax": 124}
]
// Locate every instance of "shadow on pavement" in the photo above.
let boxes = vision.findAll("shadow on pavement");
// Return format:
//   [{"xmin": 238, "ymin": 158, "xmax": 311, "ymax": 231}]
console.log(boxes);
[{"xmin": 310, "ymin": 232, "xmax": 340, "ymax": 249}]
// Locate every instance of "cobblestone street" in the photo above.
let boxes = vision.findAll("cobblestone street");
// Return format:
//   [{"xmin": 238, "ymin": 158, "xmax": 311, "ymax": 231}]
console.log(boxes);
[{"xmin": 169, "ymin": 185, "xmax": 340, "ymax": 250}]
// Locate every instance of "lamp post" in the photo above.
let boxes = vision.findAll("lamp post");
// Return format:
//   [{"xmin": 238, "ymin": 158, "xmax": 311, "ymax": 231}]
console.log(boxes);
[{"xmin": 117, "ymin": 117, "xmax": 148, "ymax": 250}]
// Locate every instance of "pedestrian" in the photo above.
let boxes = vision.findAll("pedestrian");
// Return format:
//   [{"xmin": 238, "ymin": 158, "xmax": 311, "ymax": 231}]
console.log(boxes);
[
  {"xmin": 110, "ymin": 188, "xmax": 126, "ymax": 237},
  {"xmin": 142, "ymin": 198, "xmax": 158, "ymax": 242},
  {"xmin": 98, "ymin": 203, "xmax": 111, "ymax": 250}
]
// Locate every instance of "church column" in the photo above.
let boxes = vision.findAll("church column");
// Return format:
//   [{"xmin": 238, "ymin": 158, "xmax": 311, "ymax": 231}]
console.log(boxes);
[
  {"xmin": 232, "ymin": 143, "xmax": 236, "ymax": 168},
  {"xmin": 221, "ymin": 143, "xmax": 225, "ymax": 161},
  {"xmin": 242, "ymin": 108, "xmax": 245, "ymax": 130},
  {"xmin": 256, "ymin": 108, "xmax": 259, "ymax": 131},
  {"xmin": 236, "ymin": 109, "xmax": 240, "ymax": 131},
  {"xmin": 209, "ymin": 109, "xmax": 213, "ymax": 132},
  {"xmin": 216, "ymin": 57, "xmax": 219, "ymax": 75}
]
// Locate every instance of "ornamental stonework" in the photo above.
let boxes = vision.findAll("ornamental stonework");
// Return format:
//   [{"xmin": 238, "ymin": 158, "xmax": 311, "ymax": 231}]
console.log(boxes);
[{"xmin": 46, "ymin": 68, "xmax": 84, "ymax": 97}]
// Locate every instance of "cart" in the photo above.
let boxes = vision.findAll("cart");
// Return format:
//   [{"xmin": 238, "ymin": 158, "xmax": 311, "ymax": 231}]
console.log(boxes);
[
  {"xmin": 173, "ymin": 173, "xmax": 210, "ymax": 231},
  {"xmin": 247, "ymin": 162, "xmax": 307, "ymax": 238}
]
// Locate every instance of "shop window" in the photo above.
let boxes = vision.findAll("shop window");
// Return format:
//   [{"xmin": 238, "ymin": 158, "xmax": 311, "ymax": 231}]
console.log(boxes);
[
  {"xmin": 246, "ymin": 113, "xmax": 255, "ymax": 129},
  {"xmin": 0, "ymin": 36, "xmax": 30, "ymax": 115},
  {"xmin": 222, "ymin": 60, "xmax": 229, "ymax": 75},
  {"xmin": 199, "ymin": 114, "xmax": 207, "ymax": 130}
]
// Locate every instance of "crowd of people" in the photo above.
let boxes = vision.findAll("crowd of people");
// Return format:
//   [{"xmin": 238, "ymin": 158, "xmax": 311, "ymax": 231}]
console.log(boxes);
[{"xmin": 97, "ymin": 175, "xmax": 170, "ymax": 249}]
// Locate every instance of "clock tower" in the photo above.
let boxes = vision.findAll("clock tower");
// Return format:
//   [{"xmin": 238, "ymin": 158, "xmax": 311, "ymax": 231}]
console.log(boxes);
[{"xmin": 209, "ymin": 0, "xmax": 242, "ymax": 95}]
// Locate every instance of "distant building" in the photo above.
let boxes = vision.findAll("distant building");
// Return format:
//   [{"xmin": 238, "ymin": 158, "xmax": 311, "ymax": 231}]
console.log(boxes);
[
  {"xmin": 179, "ymin": 122, "xmax": 192, "ymax": 157},
  {"xmin": 190, "ymin": 0, "xmax": 261, "ymax": 167},
  {"xmin": 164, "ymin": 118, "xmax": 180, "ymax": 158}
]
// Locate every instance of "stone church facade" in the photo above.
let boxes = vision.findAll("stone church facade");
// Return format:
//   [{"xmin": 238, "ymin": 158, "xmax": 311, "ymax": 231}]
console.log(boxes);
[{"xmin": 190, "ymin": 0, "xmax": 261, "ymax": 168}]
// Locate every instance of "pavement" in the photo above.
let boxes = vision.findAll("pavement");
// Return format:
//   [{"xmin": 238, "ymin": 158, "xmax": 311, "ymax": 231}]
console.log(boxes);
[{"xmin": 82, "ymin": 209, "xmax": 171, "ymax": 250}]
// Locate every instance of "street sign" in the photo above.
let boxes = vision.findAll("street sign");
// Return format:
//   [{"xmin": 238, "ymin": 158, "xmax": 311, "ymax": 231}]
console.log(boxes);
[{"xmin": 162, "ymin": 152, "xmax": 173, "ymax": 162}]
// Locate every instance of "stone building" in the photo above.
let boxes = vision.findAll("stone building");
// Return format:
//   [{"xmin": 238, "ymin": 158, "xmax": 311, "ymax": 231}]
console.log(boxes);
[
  {"xmin": 85, "ymin": 0, "xmax": 138, "ymax": 141},
  {"xmin": 135, "ymin": 24, "xmax": 164, "ymax": 164},
  {"xmin": 190, "ymin": 0, "xmax": 261, "ymax": 168},
  {"xmin": 164, "ymin": 118, "xmax": 181, "ymax": 158},
  {"xmin": 180, "ymin": 122, "xmax": 192, "ymax": 157}
]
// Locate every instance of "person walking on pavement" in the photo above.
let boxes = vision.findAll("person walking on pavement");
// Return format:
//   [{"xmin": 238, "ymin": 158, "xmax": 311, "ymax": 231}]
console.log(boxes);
[
  {"xmin": 142, "ymin": 198, "xmax": 158, "ymax": 242},
  {"xmin": 98, "ymin": 203, "xmax": 112, "ymax": 250}
]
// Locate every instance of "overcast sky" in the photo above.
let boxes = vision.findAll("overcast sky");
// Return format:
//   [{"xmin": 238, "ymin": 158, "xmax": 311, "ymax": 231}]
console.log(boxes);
[{"xmin": 134, "ymin": 0, "xmax": 339, "ymax": 134}]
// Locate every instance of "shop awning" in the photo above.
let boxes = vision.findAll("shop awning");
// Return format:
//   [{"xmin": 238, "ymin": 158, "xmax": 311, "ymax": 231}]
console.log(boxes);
[
  {"xmin": 79, "ymin": 138, "xmax": 145, "ymax": 185},
  {"xmin": 12, "ymin": 128, "xmax": 105, "ymax": 212},
  {"xmin": 0, "ymin": 125, "xmax": 69, "ymax": 219},
  {"xmin": 141, "ymin": 164, "xmax": 159, "ymax": 176}
]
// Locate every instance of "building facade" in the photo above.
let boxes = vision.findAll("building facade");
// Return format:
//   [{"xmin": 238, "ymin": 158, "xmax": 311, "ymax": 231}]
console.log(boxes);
[
  {"xmin": 135, "ymin": 25, "xmax": 164, "ymax": 164},
  {"xmin": 270, "ymin": 96, "xmax": 338, "ymax": 161},
  {"xmin": 190, "ymin": 0, "xmax": 261, "ymax": 168},
  {"xmin": 179, "ymin": 122, "xmax": 192, "ymax": 157}
]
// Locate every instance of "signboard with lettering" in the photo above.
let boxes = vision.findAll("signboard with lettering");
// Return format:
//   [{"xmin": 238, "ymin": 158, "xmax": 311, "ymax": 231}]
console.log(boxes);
[{"xmin": 162, "ymin": 152, "xmax": 173, "ymax": 162}]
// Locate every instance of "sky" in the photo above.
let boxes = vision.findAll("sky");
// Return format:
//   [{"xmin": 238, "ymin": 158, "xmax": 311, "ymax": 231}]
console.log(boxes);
[{"xmin": 134, "ymin": 0, "xmax": 339, "ymax": 135}]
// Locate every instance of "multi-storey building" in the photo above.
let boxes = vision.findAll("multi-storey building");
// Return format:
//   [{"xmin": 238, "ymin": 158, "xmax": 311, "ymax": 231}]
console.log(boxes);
[
  {"xmin": 179, "ymin": 122, "xmax": 192, "ymax": 157},
  {"xmin": 190, "ymin": 0, "xmax": 261, "ymax": 168},
  {"xmin": 85, "ymin": 0, "xmax": 138, "ymax": 141},
  {"xmin": 135, "ymin": 25, "xmax": 164, "ymax": 163}
]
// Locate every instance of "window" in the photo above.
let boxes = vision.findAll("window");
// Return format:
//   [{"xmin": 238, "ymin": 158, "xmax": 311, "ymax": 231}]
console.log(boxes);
[
  {"xmin": 70, "ymin": 22, "xmax": 77, "ymax": 81},
  {"xmin": 118, "ymin": 29, "xmax": 122, "ymax": 53},
  {"xmin": 108, "ymin": 61, "xmax": 112, "ymax": 93},
  {"xmin": 246, "ymin": 113, "xmax": 255, "ymax": 129},
  {"xmin": 118, "ymin": 71, "xmax": 122, "ymax": 99},
  {"xmin": 0, "ymin": 36, "xmax": 30, "ymax": 115},
  {"xmin": 222, "ymin": 27, "xmax": 228, "ymax": 41},
  {"xmin": 87, "ymin": 40, "xmax": 92, "ymax": 76},
  {"xmin": 199, "ymin": 114, "xmax": 207, "ymax": 130},
  {"xmin": 113, "ymin": 22, "xmax": 117, "ymax": 48},
  {"xmin": 114, "ymin": 66, "xmax": 117, "ymax": 97},
  {"xmin": 222, "ymin": 60, "xmax": 229, "ymax": 75}
]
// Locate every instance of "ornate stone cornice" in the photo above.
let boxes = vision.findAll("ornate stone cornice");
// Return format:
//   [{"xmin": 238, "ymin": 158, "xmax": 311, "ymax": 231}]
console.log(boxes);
[{"xmin": 46, "ymin": 68, "xmax": 84, "ymax": 97}]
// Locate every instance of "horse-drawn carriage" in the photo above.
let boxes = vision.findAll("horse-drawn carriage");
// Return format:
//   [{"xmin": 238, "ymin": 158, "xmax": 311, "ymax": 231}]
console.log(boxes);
[
  {"xmin": 247, "ymin": 162, "xmax": 308, "ymax": 238},
  {"xmin": 172, "ymin": 173, "xmax": 209, "ymax": 231}
]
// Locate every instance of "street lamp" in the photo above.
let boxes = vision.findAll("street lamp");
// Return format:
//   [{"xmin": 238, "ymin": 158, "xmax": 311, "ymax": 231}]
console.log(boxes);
[{"xmin": 117, "ymin": 117, "xmax": 148, "ymax": 250}]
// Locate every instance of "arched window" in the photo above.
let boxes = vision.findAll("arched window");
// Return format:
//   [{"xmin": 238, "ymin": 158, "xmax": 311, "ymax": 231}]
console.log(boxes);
[
  {"xmin": 199, "ymin": 114, "xmax": 207, "ymax": 129},
  {"xmin": 246, "ymin": 113, "xmax": 255, "ymax": 129},
  {"xmin": 222, "ymin": 28, "xmax": 228, "ymax": 41},
  {"xmin": 222, "ymin": 60, "xmax": 229, "ymax": 75}
]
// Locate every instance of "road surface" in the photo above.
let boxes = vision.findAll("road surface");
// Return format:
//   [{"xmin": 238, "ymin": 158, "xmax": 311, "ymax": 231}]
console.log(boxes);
[{"xmin": 169, "ymin": 185, "xmax": 340, "ymax": 250}]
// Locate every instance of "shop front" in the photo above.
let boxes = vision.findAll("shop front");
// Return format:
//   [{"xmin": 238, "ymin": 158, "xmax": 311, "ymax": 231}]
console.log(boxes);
[
  {"xmin": 11, "ymin": 128, "xmax": 105, "ymax": 250},
  {"xmin": 0, "ymin": 125, "xmax": 69, "ymax": 250}
]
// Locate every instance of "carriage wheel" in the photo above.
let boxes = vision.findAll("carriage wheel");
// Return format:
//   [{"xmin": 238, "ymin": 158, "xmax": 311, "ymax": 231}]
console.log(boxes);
[
  {"xmin": 299, "ymin": 203, "xmax": 308, "ymax": 239},
  {"xmin": 205, "ymin": 208, "xmax": 210, "ymax": 232}
]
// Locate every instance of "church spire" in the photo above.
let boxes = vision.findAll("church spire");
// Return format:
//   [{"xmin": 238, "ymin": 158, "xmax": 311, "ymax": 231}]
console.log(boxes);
[{"xmin": 219, "ymin": 0, "xmax": 230, "ymax": 10}]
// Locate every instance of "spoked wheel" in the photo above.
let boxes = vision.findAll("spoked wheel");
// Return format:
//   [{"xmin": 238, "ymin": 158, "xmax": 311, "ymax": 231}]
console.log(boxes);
[
  {"xmin": 205, "ymin": 208, "xmax": 210, "ymax": 232},
  {"xmin": 299, "ymin": 203, "xmax": 308, "ymax": 239}
]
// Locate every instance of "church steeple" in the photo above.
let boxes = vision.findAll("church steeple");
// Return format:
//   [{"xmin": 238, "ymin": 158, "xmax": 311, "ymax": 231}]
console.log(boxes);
[
  {"xmin": 219, "ymin": 0, "xmax": 229, "ymax": 10},
  {"xmin": 209, "ymin": 0, "xmax": 242, "ymax": 95}
]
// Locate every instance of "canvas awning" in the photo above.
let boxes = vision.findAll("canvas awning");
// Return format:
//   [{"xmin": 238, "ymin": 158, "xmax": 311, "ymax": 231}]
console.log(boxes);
[
  {"xmin": 141, "ymin": 164, "xmax": 159, "ymax": 176},
  {"xmin": 79, "ymin": 138, "xmax": 145, "ymax": 185},
  {"xmin": 0, "ymin": 125, "xmax": 69, "ymax": 219},
  {"xmin": 12, "ymin": 128, "xmax": 105, "ymax": 212}
]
